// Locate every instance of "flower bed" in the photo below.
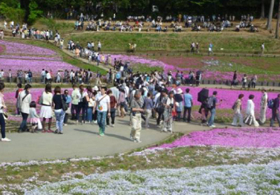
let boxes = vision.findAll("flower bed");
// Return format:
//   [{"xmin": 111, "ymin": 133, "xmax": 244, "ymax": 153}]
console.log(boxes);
[
  {"xmin": 0, "ymin": 40, "xmax": 57, "ymax": 56},
  {"xmin": 111, "ymin": 54, "xmax": 280, "ymax": 82},
  {"xmin": 0, "ymin": 55, "xmax": 62, "ymax": 61},
  {"xmin": 153, "ymin": 128, "xmax": 280, "ymax": 149},
  {"xmin": 168, "ymin": 86, "xmax": 278, "ymax": 118},
  {"xmin": 0, "ymin": 59, "xmax": 79, "ymax": 76},
  {"xmin": 0, "ymin": 45, "xmax": 4, "ymax": 54},
  {"xmin": 26, "ymin": 162, "xmax": 280, "ymax": 195},
  {"xmin": 0, "ymin": 40, "xmax": 79, "ymax": 76}
]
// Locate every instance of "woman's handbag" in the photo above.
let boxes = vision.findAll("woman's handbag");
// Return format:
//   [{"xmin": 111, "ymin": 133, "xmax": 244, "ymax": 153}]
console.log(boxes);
[
  {"xmin": 61, "ymin": 95, "xmax": 68, "ymax": 111},
  {"xmin": 3, "ymin": 112, "xmax": 8, "ymax": 121}
]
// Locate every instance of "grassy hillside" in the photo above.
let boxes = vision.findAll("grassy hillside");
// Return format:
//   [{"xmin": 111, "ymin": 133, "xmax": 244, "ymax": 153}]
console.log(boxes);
[{"xmin": 66, "ymin": 32, "xmax": 280, "ymax": 53}]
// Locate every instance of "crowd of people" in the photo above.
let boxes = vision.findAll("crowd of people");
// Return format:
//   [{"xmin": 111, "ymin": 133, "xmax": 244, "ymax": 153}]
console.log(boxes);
[
  {"xmin": 69, "ymin": 12, "xmax": 257, "ymax": 33},
  {"xmin": 1, "ymin": 66, "xmax": 280, "ymax": 143}
]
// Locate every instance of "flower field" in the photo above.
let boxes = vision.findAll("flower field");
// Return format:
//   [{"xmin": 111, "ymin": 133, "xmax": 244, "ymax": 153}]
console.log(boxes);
[
  {"xmin": 111, "ymin": 54, "xmax": 280, "ymax": 82},
  {"xmin": 26, "ymin": 162, "xmax": 280, "ymax": 195},
  {"xmin": 153, "ymin": 127, "xmax": 280, "ymax": 149},
  {"xmin": 0, "ymin": 40, "xmax": 57, "ymax": 56},
  {"xmin": 0, "ymin": 40, "xmax": 79, "ymax": 76}
]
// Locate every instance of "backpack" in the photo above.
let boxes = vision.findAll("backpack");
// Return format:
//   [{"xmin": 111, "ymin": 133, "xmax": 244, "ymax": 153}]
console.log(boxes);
[
  {"xmin": 268, "ymin": 99, "xmax": 274, "ymax": 109},
  {"xmin": 207, "ymin": 96, "xmax": 214, "ymax": 109}
]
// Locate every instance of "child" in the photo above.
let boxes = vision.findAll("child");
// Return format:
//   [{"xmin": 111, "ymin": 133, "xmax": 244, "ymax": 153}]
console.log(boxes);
[{"xmin": 29, "ymin": 101, "xmax": 40, "ymax": 133}]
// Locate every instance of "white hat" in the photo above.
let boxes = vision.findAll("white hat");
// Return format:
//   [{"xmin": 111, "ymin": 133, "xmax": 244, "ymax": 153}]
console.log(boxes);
[
  {"xmin": 93, "ymin": 86, "xmax": 99, "ymax": 91},
  {"xmin": 177, "ymin": 88, "xmax": 183, "ymax": 94}
]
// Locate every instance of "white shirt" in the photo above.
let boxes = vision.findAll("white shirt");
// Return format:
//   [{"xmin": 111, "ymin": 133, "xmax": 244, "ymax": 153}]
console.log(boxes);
[
  {"xmin": 246, "ymin": 99, "xmax": 255, "ymax": 116},
  {"xmin": 98, "ymin": 42, "xmax": 101, "ymax": 48},
  {"xmin": 46, "ymin": 73, "xmax": 51, "ymax": 79},
  {"xmin": 96, "ymin": 94, "xmax": 110, "ymax": 112}
]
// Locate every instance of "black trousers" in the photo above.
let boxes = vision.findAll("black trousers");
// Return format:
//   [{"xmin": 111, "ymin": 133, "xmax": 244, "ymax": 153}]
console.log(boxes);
[
  {"xmin": 157, "ymin": 111, "xmax": 163, "ymax": 125},
  {"xmin": 0, "ymin": 113, "xmax": 6, "ymax": 138},
  {"xmin": 183, "ymin": 107, "xmax": 192, "ymax": 122}
]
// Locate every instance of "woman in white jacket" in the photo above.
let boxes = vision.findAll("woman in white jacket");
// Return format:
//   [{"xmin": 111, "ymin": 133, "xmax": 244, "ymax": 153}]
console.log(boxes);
[
  {"xmin": 259, "ymin": 89, "xmax": 268, "ymax": 125},
  {"xmin": 244, "ymin": 94, "xmax": 259, "ymax": 127},
  {"xmin": 18, "ymin": 84, "xmax": 32, "ymax": 132}
]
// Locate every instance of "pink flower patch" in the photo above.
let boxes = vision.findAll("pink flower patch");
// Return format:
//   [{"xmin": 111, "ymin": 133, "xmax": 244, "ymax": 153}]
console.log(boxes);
[{"xmin": 154, "ymin": 128, "xmax": 280, "ymax": 149}]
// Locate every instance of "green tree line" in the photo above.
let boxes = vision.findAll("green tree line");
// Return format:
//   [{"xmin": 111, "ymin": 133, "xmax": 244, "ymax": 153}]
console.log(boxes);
[{"xmin": 0, "ymin": 0, "xmax": 279, "ymax": 24}]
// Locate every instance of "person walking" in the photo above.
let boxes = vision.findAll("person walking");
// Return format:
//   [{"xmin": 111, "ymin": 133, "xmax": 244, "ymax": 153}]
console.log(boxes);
[
  {"xmin": 244, "ymin": 95, "xmax": 259, "ymax": 127},
  {"xmin": 0, "ymin": 83, "xmax": 11, "ymax": 141},
  {"xmin": 29, "ymin": 101, "xmax": 41, "ymax": 133},
  {"xmin": 261, "ymin": 43, "xmax": 265, "ymax": 55},
  {"xmin": 118, "ymin": 88, "xmax": 126, "ymax": 118},
  {"xmin": 270, "ymin": 94, "xmax": 280, "ymax": 127},
  {"xmin": 98, "ymin": 41, "xmax": 102, "ymax": 51},
  {"xmin": 162, "ymin": 91, "xmax": 175, "ymax": 133},
  {"xmin": 86, "ymin": 86, "xmax": 94, "ymax": 123},
  {"xmin": 242, "ymin": 74, "xmax": 247, "ymax": 88},
  {"xmin": 15, "ymin": 83, "xmax": 23, "ymax": 116},
  {"xmin": 143, "ymin": 93, "xmax": 153, "ymax": 129},
  {"xmin": 232, "ymin": 94, "xmax": 244, "ymax": 127},
  {"xmin": 174, "ymin": 88, "xmax": 183, "ymax": 121},
  {"xmin": 231, "ymin": 71, "xmax": 238, "ymax": 87},
  {"xmin": 130, "ymin": 90, "xmax": 144, "ymax": 143},
  {"xmin": 18, "ymin": 84, "xmax": 32, "ymax": 133},
  {"xmin": 39, "ymin": 84, "xmax": 53, "ymax": 133},
  {"xmin": 259, "ymin": 89, "xmax": 268, "ymax": 125},
  {"xmin": 96, "ymin": 87, "xmax": 110, "ymax": 136},
  {"xmin": 251, "ymin": 75, "xmax": 257, "ymax": 88},
  {"xmin": 71, "ymin": 84, "xmax": 81, "ymax": 122},
  {"xmin": 207, "ymin": 91, "xmax": 218, "ymax": 128},
  {"xmin": 52, "ymin": 86, "xmax": 66, "ymax": 134},
  {"xmin": 155, "ymin": 89, "xmax": 168, "ymax": 126},
  {"xmin": 106, "ymin": 90, "xmax": 117, "ymax": 127},
  {"xmin": 208, "ymin": 43, "xmax": 213, "ymax": 55},
  {"xmin": 63, "ymin": 89, "xmax": 72, "ymax": 126},
  {"xmin": 78, "ymin": 84, "xmax": 88, "ymax": 123},
  {"xmin": 183, "ymin": 88, "xmax": 193, "ymax": 123}
]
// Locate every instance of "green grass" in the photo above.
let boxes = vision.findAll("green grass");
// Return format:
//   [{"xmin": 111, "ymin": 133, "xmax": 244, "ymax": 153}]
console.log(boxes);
[
  {"xmin": 66, "ymin": 32, "xmax": 280, "ymax": 53},
  {"xmin": 5, "ymin": 38, "xmax": 107, "ymax": 75}
]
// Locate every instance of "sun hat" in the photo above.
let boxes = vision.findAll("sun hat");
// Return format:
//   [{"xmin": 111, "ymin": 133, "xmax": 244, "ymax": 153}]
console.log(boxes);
[{"xmin": 177, "ymin": 88, "xmax": 183, "ymax": 94}]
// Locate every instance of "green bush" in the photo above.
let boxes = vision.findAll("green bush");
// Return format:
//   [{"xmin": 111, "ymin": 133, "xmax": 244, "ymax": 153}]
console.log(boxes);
[{"xmin": 0, "ymin": 2, "xmax": 25, "ymax": 23}]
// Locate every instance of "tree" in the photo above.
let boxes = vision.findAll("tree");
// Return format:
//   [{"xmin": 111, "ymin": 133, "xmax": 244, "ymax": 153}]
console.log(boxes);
[
  {"xmin": 0, "ymin": 2, "xmax": 25, "ymax": 22},
  {"xmin": 276, "ymin": 0, "xmax": 280, "ymax": 38},
  {"xmin": 267, "ymin": 0, "xmax": 275, "ymax": 30},
  {"xmin": 261, "ymin": 0, "xmax": 266, "ymax": 18},
  {"xmin": 28, "ymin": 0, "xmax": 43, "ymax": 24}
]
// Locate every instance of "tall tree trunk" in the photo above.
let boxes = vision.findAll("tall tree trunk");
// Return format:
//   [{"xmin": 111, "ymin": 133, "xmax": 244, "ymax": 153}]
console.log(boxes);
[
  {"xmin": 267, "ymin": 0, "xmax": 275, "ymax": 30},
  {"xmin": 261, "ymin": 0, "xmax": 265, "ymax": 18},
  {"xmin": 20, "ymin": 0, "xmax": 30, "ymax": 23},
  {"xmin": 276, "ymin": 0, "xmax": 280, "ymax": 38}
]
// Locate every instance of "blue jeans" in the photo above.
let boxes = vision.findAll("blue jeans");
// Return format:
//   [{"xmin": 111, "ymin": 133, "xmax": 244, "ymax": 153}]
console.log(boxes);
[
  {"xmin": 87, "ymin": 107, "xmax": 93, "ymax": 122},
  {"xmin": 55, "ymin": 109, "xmax": 65, "ymax": 132},
  {"xmin": 208, "ymin": 108, "xmax": 216, "ymax": 126},
  {"xmin": 97, "ymin": 111, "xmax": 107, "ymax": 134},
  {"xmin": 19, "ymin": 112, "xmax": 29, "ymax": 131}
]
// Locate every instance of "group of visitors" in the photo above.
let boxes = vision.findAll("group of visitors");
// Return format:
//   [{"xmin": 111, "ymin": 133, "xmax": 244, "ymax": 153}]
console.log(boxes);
[{"xmin": 0, "ymin": 65, "xmax": 280, "ymax": 143}]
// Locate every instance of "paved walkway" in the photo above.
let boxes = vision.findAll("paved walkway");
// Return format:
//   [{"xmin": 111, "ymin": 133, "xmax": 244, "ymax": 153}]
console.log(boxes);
[{"xmin": 0, "ymin": 118, "xmax": 211, "ymax": 162}]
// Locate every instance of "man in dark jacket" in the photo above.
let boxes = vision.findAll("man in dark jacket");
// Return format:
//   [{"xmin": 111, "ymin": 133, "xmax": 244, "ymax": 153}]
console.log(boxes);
[{"xmin": 270, "ymin": 94, "xmax": 280, "ymax": 127}]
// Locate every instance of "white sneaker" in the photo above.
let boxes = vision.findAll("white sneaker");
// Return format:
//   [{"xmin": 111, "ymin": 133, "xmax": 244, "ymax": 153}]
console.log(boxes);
[
  {"xmin": 134, "ymin": 139, "xmax": 142, "ymax": 143},
  {"xmin": 63, "ymin": 124, "xmax": 68, "ymax": 126},
  {"xmin": 1, "ymin": 138, "xmax": 11, "ymax": 142},
  {"xmin": 93, "ymin": 120, "xmax": 97, "ymax": 124},
  {"xmin": 110, "ymin": 124, "xmax": 114, "ymax": 127},
  {"xmin": 130, "ymin": 136, "xmax": 134, "ymax": 141},
  {"xmin": 210, "ymin": 125, "xmax": 216, "ymax": 128},
  {"xmin": 231, "ymin": 123, "xmax": 236, "ymax": 126}
]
